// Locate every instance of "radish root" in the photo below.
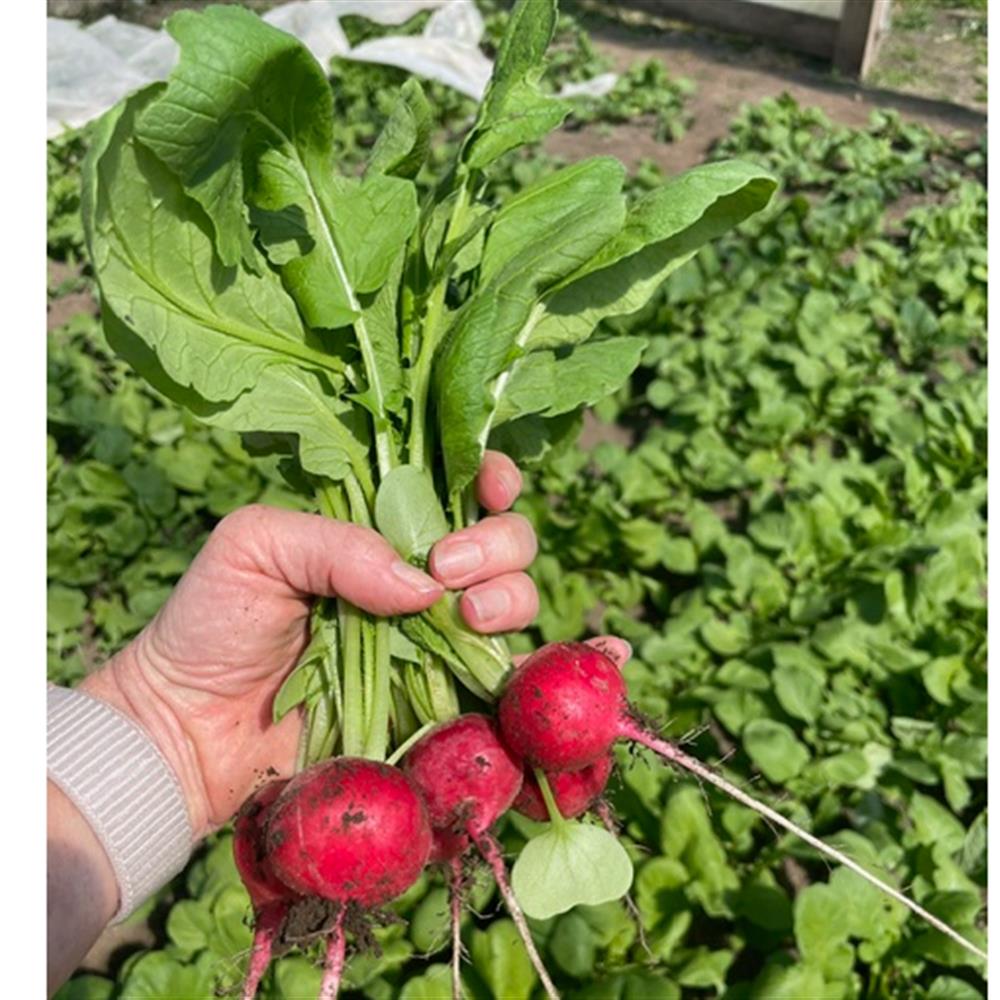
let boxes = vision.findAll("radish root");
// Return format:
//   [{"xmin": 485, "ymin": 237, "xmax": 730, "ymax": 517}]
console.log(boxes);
[
  {"xmin": 620, "ymin": 719, "xmax": 988, "ymax": 965},
  {"xmin": 241, "ymin": 902, "xmax": 286, "ymax": 1000},
  {"xmin": 318, "ymin": 906, "xmax": 346, "ymax": 1000},
  {"xmin": 448, "ymin": 856, "xmax": 465, "ymax": 1000},
  {"xmin": 474, "ymin": 831, "xmax": 561, "ymax": 999}
]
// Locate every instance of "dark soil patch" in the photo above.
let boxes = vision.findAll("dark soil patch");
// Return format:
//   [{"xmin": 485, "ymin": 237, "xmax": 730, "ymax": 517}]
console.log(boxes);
[{"xmin": 545, "ymin": 16, "xmax": 984, "ymax": 177}]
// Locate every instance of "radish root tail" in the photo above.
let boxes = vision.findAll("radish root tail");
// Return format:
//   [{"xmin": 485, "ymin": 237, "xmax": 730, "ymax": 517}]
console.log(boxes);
[
  {"xmin": 474, "ymin": 831, "xmax": 561, "ymax": 1000},
  {"xmin": 241, "ymin": 902, "xmax": 286, "ymax": 1000},
  {"xmin": 619, "ymin": 718, "xmax": 988, "ymax": 965},
  {"xmin": 318, "ymin": 906, "xmax": 346, "ymax": 1000},
  {"xmin": 448, "ymin": 856, "xmax": 465, "ymax": 1000}
]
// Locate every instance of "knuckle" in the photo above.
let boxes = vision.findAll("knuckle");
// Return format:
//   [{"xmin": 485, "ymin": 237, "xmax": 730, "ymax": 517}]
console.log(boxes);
[{"xmin": 217, "ymin": 503, "xmax": 268, "ymax": 534}]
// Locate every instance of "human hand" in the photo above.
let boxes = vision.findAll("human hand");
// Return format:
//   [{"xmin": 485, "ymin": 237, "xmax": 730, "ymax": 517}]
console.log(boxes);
[{"xmin": 81, "ymin": 451, "xmax": 538, "ymax": 839}]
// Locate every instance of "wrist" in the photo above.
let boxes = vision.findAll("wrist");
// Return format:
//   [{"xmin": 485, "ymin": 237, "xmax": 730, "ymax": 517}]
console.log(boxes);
[{"xmin": 80, "ymin": 642, "xmax": 214, "ymax": 840}]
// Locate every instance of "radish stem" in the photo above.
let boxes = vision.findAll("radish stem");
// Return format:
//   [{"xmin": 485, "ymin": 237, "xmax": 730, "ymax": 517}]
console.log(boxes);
[{"xmin": 619, "ymin": 718, "xmax": 988, "ymax": 964}]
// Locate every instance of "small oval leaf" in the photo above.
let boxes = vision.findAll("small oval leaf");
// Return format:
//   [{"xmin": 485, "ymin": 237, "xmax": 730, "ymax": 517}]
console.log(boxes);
[{"xmin": 511, "ymin": 821, "xmax": 634, "ymax": 920}]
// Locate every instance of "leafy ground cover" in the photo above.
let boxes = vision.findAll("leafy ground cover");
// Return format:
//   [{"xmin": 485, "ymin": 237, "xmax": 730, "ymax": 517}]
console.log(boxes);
[{"xmin": 48, "ymin": 7, "xmax": 984, "ymax": 999}]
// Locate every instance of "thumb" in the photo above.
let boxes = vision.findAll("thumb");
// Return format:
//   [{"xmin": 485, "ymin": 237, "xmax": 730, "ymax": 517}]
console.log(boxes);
[{"xmin": 212, "ymin": 505, "xmax": 444, "ymax": 615}]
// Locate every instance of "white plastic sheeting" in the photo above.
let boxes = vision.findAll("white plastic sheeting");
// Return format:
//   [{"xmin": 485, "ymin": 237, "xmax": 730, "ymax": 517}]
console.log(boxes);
[{"xmin": 47, "ymin": 0, "xmax": 617, "ymax": 138}]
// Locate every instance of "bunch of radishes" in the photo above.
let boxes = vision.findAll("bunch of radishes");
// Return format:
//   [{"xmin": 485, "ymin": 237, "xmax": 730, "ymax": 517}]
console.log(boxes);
[{"xmin": 235, "ymin": 640, "xmax": 986, "ymax": 1000}]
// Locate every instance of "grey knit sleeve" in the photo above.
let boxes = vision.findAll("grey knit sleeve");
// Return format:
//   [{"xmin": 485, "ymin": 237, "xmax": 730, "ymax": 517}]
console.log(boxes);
[{"xmin": 47, "ymin": 684, "xmax": 195, "ymax": 923}]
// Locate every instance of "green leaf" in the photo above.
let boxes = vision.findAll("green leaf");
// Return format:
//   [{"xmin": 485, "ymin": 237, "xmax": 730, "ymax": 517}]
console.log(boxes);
[
  {"xmin": 511, "ymin": 820, "xmax": 634, "ymax": 920},
  {"xmin": 494, "ymin": 337, "xmax": 646, "ymax": 425},
  {"xmin": 743, "ymin": 719, "xmax": 810, "ymax": 782},
  {"xmin": 84, "ymin": 93, "xmax": 370, "ymax": 486},
  {"xmin": 926, "ymin": 976, "xmax": 986, "ymax": 999},
  {"xmin": 375, "ymin": 465, "xmax": 449, "ymax": 561},
  {"xmin": 436, "ymin": 159, "xmax": 627, "ymax": 492},
  {"xmin": 469, "ymin": 919, "xmax": 538, "ymax": 1000},
  {"xmin": 48, "ymin": 585, "xmax": 87, "ymax": 633},
  {"xmin": 529, "ymin": 160, "xmax": 777, "ymax": 349},
  {"xmin": 368, "ymin": 78, "xmax": 432, "ymax": 180},
  {"xmin": 489, "ymin": 410, "xmax": 582, "ymax": 467},
  {"xmin": 118, "ymin": 950, "xmax": 217, "ymax": 1000},
  {"xmin": 463, "ymin": 0, "xmax": 568, "ymax": 170},
  {"xmin": 749, "ymin": 960, "xmax": 832, "ymax": 1000},
  {"xmin": 137, "ymin": 4, "xmax": 322, "ymax": 269},
  {"xmin": 772, "ymin": 663, "xmax": 824, "ymax": 723},
  {"xmin": 52, "ymin": 975, "xmax": 115, "ymax": 1000},
  {"xmin": 272, "ymin": 956, "xmax": 323, "ymax": 1000},
  {"xmin": 398, "ymin": 964, "xmax": 457, "ymax": 1000},
  {"xmin": 165, "ymin": 898, "xmax": 213, "ymax": 958},
  {"xmin": 659, "ymin": 785, "xmax": 739, "ymax": 917},
  {"xmin": 549, "ymin": 911, "xmax": 598, "ymax": 978},
  {"xmin": 661, "ymin": 536, "xmax": 699, "ymax": 574},
  {"xmin": 408, "ymin": 886, "xmax": 452, "ymax": 955},
  {"xmin": 479, "ymin": 158, "xmax": 626, "ymax": 287}
]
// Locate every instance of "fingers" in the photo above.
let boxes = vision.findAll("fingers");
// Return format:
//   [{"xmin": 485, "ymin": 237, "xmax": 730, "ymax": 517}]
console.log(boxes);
[
  {"xmin": 585, "ymin": 635, "xmax": 633, "ymax": 667},
  {"xmin": 213, "ymin": 505, "xmax": 443, "ymax": 616},
  {"xmin": 476, "ymin": 450, "xmax": 523, "ymax": 512},
  {"xmin": 429, "ymin": 512, "xmax": 537, "ymax": 590},
  {"xmin": 512, "ymin": 636, "xmax": 633, "ymax": 668},
  {"xmin": 459, "ymin": 572, "xmax": 539, "ymax": 633}
]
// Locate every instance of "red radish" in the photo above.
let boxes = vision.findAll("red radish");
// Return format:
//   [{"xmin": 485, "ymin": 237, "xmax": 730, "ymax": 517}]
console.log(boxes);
[
  {"xmin": 266, "ymin": 758, "xmax": 433, "ymax": 999},
  {"xmin": 403, "ymin": 715, "xmax": 560, "ymax": 1000},
  {"xmin": 499, "ymin": 642, "xmax": 625, "ymax": 772},
  {"xmin": 233, "ymin": 780, "xmax": 298, "ymax": 1000},
  {"xmin": 404, "ymin": 714, "xmax": 523, "ymax": 855},
  {"xmin": 498, "ymin": 642, "xmax": 988, "ymax": 963},
  {"xmin": 513, "ymin": 755, "xmax": 614, "ymax": 822}
]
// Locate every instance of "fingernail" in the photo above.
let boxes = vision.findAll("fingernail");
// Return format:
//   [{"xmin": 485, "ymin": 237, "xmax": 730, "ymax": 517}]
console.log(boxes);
[
  {"xmin": 467, "ymin": 587, "xmax": 511, "ymax": 623},
  {"xmin": 391, "ymin": 561, "xmax": 442, "ymax": 595},
  {"xmin": 434, "ymin": 541, "xmax": 483, "ymax": 579}
]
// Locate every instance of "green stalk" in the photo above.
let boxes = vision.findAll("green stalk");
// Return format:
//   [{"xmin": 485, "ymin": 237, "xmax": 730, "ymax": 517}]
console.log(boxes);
[
  {"xmin": 535, "ymin": 770, "xmax": 568, "ymax": 831},
  {"xmin": 361, "ymin": 616, "xmax": 377, "ymax": 737},
  {"xmin": 338, "ymin": 597, "xmax": 364, "ymax": 757},
  {"xmin": 363, "ymin": 618, "xmax": 393, "ymax": 759},
  {"xmin": 420, "ymin": 593, "xmax": 510, "ymax": 697},
  {"xmin": 341, "ymin": 472, "xmax": 394, "ymax": 761}
]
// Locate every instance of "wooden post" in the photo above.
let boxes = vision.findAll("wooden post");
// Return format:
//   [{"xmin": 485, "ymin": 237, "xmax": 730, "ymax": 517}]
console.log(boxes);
[{"xmin": 834, "ymin": 0, "xmax": 891, "ymax": 79}]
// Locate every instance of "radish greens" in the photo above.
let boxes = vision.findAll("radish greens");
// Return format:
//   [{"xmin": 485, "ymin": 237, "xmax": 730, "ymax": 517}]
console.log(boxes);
[{"xmin": 82, "ymin": 0, "xmax": 775, "ymax": 764}]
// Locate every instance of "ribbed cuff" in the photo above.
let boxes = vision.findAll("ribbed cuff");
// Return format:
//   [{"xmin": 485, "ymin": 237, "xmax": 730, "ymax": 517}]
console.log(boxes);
[{"xmin": 47, "ymin": 684, "xmax": 194, "ymax": 922}]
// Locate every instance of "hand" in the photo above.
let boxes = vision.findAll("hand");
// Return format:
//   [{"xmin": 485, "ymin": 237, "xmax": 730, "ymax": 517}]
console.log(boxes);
[{"xmin": 81, "ymin": 451, "xmax": 538, "ymax": 839}]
